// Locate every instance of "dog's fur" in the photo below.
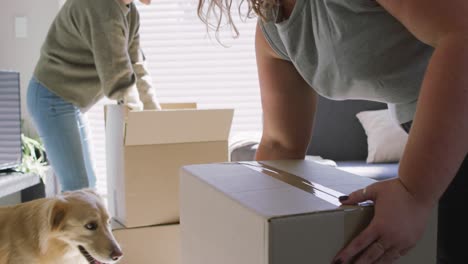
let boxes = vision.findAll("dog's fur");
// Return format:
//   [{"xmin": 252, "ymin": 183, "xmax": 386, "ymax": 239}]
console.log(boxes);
[{"xmin": 0, "ymin": 189, "xmax": 122, "ymax": 264}]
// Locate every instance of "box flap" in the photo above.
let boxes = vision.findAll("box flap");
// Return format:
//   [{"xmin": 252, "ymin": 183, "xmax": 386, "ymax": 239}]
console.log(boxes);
[
  {"xmin": 104, "ymin": 103, "xmax": 196, "ymax": 125},
  {"xmin": 124, "ymin": 107, "xmax": 234, "ymax": 146},
  {"xmin": 160, "ymin": 102, "xmax": 197, "ymax": 110},
  {"xmin": 105, "ymin": 104, "xmax": 127, "ymax": 221}
]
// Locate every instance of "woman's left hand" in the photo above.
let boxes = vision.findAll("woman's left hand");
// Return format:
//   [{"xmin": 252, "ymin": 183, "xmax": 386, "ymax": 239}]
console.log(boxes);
[{"xmin": 332, "ymin": 178, "xmax": 435, "ymax": 264}]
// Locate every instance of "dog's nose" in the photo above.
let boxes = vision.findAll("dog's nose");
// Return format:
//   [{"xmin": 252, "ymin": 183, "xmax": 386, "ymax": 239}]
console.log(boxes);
[{"xmin": 110, "ymin": 247, "xmax": 123, "ymax": 261}]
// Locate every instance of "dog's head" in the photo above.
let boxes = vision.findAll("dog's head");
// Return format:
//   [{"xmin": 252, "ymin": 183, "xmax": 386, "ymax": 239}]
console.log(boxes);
[{"xmin": 48, "ymin": 189, "xmax": 123, "ymax": 264}]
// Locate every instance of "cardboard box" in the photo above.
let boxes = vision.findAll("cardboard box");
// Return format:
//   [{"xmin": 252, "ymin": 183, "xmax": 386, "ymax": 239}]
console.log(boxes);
[
  {"xmin": 113, "ymin": 221, "xmax": 180, "ymax": 264},
  {"xmin": 106, "ymin": 103, "xmax": 233, "ymax": 228},
  {"xmin": 180, "ymin": 160, "xmax": 437, "ymax": 264}
]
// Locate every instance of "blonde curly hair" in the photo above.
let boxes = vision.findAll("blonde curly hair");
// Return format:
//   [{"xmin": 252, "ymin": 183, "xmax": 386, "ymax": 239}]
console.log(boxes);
[{"xmin": 197, "ymin": 0, "xmax": 278, "ymax": 38}]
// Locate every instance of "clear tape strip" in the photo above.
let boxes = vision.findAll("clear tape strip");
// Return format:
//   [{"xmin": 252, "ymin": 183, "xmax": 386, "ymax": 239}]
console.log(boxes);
[{"xmin": 238, "ymin": 161, "xmax": 344, "ymax": 206}]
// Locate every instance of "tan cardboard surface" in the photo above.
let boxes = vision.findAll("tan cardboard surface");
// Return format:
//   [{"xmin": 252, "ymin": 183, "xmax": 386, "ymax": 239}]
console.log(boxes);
[
  {"xmin": 106, "ymin": 104, "xmax": 233, "ymax": 228},
  {"xmin": 125, "ymin": 109, "xmax": 233, "ymax": 146},
  {"xmin": 122, "ymin": 141, "xmax": 228, "ymax": 227},
  {"xmin": 180, "ymin": 160, "xmax": 437, "ymax": 264},
  {"xmin": 112, "ymin": 221, "xmax": 180, "ymax": 264},
  {"xmin": 180, "ymin": 169, "xmax": 267, "ymax": 264}
]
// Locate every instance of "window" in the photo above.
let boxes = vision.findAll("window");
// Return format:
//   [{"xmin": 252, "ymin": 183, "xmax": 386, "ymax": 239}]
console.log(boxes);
[
  {"xmin": 87, "ymin": 0, "xmax": 262, "ymax": 196},
  {"xmin": 0, "ymin": 72, "xmax": 22, "ymax": 170}
]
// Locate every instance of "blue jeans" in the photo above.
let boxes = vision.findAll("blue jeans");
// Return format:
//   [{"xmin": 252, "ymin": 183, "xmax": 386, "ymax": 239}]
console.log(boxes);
[{"xmin": 27, "ymin": 77, "xmax": 96, "ymax": 191}]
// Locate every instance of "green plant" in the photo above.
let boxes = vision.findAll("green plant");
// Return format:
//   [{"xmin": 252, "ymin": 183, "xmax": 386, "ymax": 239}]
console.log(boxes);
[{"xmin": 17, "ymin": 134, "xmax": 48, "ymax": 182}]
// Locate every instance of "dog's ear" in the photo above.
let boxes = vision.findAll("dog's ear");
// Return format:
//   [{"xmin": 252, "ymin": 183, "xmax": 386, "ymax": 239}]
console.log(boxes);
[
  {"xmin": 49, "ymin": 200, "xmax": 67, "ymax": 231},
  {"xmin": 82, "ymin": 188, "xmax": 100, "ymax": 197},
  {"xmin": 61, "ymin": 190, "xmax": 73, "ymax": 196},
  {"xmin": 81, "ymin": 188, "xmax": 104, "ymax": 203}
]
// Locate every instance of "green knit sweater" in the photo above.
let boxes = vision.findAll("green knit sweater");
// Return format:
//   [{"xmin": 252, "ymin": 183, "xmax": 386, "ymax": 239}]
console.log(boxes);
[{"xmin": 34, "ymin": 0, "xmax": 158, "ymax": 111}]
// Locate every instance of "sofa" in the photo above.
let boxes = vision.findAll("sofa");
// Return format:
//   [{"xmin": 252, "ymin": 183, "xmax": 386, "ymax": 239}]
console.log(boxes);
[
  {"xmin": 307, "ymin": 96, "xmax": 399, "ymax": 181},
  {"xmin": 230, "ymin": 95, "xmax": 400, "ymax": 181}
]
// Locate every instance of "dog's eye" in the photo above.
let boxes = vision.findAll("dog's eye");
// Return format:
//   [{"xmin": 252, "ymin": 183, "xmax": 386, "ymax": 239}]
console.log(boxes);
[{"xmin": 85, "ymin": 222, "xmax": 98, "ymax": 231}]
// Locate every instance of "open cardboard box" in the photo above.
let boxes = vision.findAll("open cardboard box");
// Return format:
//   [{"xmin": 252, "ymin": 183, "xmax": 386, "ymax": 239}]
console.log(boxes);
[
  {"xmin": 112, "ymin": 220, "xmax": 179, "ymax": 264},
  {"xmin": 106, "ymin": 103, "xmax": 233, "ymax": 228},
  {"xmin": 180, "ymin": 160, "xmax": 437, "ymax": 264}
]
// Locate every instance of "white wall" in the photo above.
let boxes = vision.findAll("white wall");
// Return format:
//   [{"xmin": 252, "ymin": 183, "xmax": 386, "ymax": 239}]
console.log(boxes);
[{"xmin": 0, "ymin": 0, "xmax": 61, "ymax": 137}]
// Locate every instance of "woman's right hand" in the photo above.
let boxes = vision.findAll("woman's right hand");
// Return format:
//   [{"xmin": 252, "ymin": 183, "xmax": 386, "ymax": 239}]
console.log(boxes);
[
  {"xmin": 121, "ymin": 85, "xmax": 144, "ymax": 111},
  {"xmin": 124, "ymin": 100, "xmax": 143, "ymax": 111}
]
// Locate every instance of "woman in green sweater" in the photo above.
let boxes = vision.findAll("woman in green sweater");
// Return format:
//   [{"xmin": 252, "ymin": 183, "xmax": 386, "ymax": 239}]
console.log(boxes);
[
  {"xmin": 27, "ymin": 0, "xmax": 158, "ymax": 191},
  {"xmin": 198, "ymin": 0, "xmax": 467, "ymax": 263}
]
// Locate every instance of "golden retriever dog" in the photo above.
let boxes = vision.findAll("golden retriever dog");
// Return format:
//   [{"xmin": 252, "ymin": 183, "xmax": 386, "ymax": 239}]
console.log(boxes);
[{"xmin": 0, "ymin": 189, "xmax": 122, "ymax": 264}]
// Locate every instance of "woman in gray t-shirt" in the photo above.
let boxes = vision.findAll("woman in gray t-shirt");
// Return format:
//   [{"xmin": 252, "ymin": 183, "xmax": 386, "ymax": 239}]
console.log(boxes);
[{"xmin": 199, "ymin": 0, "xmax": 468, "ymax": 263}]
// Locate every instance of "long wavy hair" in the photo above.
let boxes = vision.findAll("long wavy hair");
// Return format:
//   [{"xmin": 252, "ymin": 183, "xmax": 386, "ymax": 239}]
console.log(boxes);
[{"xmin": 197, "ymin": 0, "xmax": 279, "ymax": 38}]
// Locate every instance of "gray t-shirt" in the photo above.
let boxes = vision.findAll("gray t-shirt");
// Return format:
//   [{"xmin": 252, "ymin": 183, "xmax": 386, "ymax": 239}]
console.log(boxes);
[{"xmin": 260, "ymin": 0, "xmax": 434, "ymax": 124}]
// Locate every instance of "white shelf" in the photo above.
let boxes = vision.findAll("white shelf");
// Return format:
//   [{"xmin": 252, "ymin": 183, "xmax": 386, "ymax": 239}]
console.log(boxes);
[{"xmin": 0, "ymin": 171, "xmax": 40, "ymax": 198}]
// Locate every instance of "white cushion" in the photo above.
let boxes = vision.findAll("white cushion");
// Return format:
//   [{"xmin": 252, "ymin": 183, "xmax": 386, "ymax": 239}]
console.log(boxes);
[{"xmin": 356, "ymin": 110, "xmax": 408, "ymax": 163}]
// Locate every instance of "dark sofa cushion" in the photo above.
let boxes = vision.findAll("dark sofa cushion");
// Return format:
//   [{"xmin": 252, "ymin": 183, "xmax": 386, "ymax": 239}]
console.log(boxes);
[
  {"xmin": 336, "ymin": 161, "xmax": 398, "ymax": 181},
  {"xmin": 307, "ymin": 96, "xmax": 389, "ymax": 161}
]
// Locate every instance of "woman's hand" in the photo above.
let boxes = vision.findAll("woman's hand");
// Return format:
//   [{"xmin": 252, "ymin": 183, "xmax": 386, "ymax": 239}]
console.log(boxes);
[
  {"xmin": 121, "ymin": 85, "xmax": 144, "ymax": 111},
  {"xmin": 332, "ymin": 178, "xmax": 435, "ymax": 264}
]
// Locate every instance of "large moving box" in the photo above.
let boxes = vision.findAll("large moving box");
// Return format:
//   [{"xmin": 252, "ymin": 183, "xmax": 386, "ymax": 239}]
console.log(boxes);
[
  {"xmin": 113, "ymin": 221, "xmax": 179, "ymax": 264},
  {"xmin": 180, "ymin": 160, "xmax": 437, "ymax": 264},
  {"xmin": 106, "ymin": 103, "xmax": 233, "ymax": 228}
]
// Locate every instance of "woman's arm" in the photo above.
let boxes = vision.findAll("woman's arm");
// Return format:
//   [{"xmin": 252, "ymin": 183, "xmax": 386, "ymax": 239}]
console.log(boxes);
[
  {"xmin": 379, "ymin": 0, "xmax": 468, "ymax": 207},
  {"xmin": 78, "ymin": 5, "xmax": 143, "ymax": 110},
  {"xmin": 398, "ymin": 34, "xmax": 468, "ymax": 206},
  {"xmin": 254, "ymin": 23, "xmax": 317, "ymax": 161},
  {"xmin": 128, "ymin": 10, "xmax": 160, "ymax": 110},
  {"xmin": 334, "ymin": 0, "xmax": 468, "ymax": 262}
]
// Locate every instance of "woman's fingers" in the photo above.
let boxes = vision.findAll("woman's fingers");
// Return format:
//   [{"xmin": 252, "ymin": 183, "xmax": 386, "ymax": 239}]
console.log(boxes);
[
  {"xmin": 354, "ymin": 241, "xmax": 388, "ymax": 264},
  {"xmin": 333, "ymin": 224, "xmax": 379, "ymax": 263},
  {"xmin": 339, "ymin": 184, "xmax": 377, "ymax": 205},
  {"xmin": 376, "ymin": 247, "xmax": 402, "ymax": 264}
]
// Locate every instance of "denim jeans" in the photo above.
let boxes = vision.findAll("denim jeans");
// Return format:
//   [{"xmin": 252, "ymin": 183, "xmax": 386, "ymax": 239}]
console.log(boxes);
[
  {"xmin": 401, "ymin": 121, "xmax": 467, "ymax": 264},
  {"xmin": 27, "ymin": 77, "xmax": 96, "ymax": 191}
]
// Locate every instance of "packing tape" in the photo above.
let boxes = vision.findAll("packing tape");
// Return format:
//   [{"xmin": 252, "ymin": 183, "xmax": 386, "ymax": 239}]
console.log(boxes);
[
  {"xmin": 238, "ymin": 161, "xmax": 375, "ymax": 249},
  {"xmin": 238, "ymin": 161, "xmax": 344, "ymax": 206}
]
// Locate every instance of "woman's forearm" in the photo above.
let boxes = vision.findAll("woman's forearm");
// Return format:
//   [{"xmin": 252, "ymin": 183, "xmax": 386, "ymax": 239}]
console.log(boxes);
[
  {"xmin": 398, "ymin": 33, "xmax": 468, "ymax": 206},
  {"xmin": 255, "ymin": 138, "xmax": 307, "ymax": 161}
]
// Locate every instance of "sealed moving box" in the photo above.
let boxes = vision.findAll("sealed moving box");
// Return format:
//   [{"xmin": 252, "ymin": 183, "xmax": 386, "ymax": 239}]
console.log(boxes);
[
  {"xmin": 106, "ymin": 103, "xmax": 233, "ymax": 228},
  {"xmin": 113, "ymin": 221, "xmax": 179, "ymax": 264},
  {"xmin": 180, "ymin": 160, "xmax": 437, "ymax": 264}
]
